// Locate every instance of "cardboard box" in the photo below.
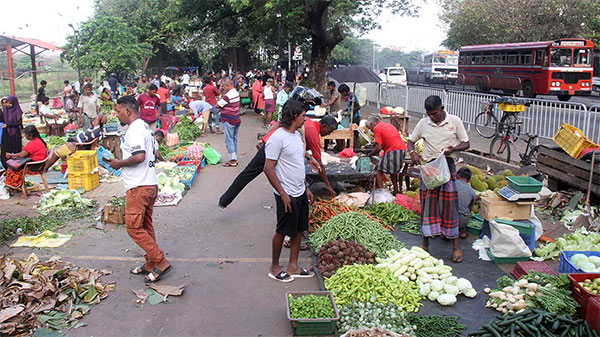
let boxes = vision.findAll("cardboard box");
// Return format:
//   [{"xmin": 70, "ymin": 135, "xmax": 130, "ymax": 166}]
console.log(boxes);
[
  {"xmin": 103, "ymin": 203, "xmax": 125, "ymax": 225},
  {"xmin": 480, "ymin": 196, "xmax": 533, "ymax": 221}
]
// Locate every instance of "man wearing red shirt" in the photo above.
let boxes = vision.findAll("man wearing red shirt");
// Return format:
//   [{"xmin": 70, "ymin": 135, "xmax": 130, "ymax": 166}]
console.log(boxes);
[
  {"xmin": 137, "ymin": 84, "xmax": 161, "ymax": 130},
  {"xmin": 203, "ymin": 77, "xmax": 222, "ymax": 134},
  {"xmin": 366, "ymin": 116, "xmax": 407, "ymax": 195},
  {"xmin": 303, "ymin": 117, "xmax": 337, "ymax": 197},
  {"xmin": 156, "ymin": 83, "xmax": 169, "ymax": 115}
]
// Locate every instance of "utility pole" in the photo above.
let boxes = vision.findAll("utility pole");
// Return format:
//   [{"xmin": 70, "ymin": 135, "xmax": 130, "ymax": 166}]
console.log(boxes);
[
  {"xmin": 276, "ymin": 12, "xmax": 282, "ymax": 68},
  {"xmin": 288, "ymin": 42, "xmax": 291, "ymax": 70}
]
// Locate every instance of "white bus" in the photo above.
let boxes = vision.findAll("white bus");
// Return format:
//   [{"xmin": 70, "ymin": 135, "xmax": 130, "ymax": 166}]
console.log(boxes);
[{"xmin": 419, "ymin": 51, "xmax": 459, "ymax": 84}]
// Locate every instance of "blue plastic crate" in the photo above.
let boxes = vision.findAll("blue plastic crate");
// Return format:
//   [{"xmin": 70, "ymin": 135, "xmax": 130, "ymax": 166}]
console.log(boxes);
[
  {"xmin": 559, "ymin": 251, "xmax": 600, "ymax": 274},
  {"xmin": 180, "ymin": 169, "xmax": 198, "ymax": 188}
]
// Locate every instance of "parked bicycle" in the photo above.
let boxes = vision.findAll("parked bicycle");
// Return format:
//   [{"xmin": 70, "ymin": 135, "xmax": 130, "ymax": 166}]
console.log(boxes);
[
  {"xmin": 490, "ymin": 132, "xmax": 540, "ymax": 166},
  {"xmin": 475, "ymin": 96, "xmax": 529, "ymax": 139}
]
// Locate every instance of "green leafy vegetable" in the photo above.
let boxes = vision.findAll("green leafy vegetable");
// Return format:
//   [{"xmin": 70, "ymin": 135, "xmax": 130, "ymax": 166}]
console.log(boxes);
[{"xmin": 172, "ymin": 117, "xmax": 202, "ymax": 143}]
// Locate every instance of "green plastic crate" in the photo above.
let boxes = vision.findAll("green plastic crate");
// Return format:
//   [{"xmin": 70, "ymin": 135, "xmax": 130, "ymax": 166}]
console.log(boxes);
[
  {"xmin": 486, "ymin": 248, "xmax": 530, "ymax": 264},
  {"xmin": 286, "ymin": 291, "xmax": 340, "ymax": 336},
  {"xmin": 506, "ymin": 176, "xmax": 543, "ymax": 193},
  {"xmin": 495, "ymin": 218, "xmax": 534, "ymax": 236}
]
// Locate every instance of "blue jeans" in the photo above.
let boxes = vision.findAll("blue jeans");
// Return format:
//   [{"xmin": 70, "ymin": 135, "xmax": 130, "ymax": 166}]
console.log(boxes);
[
  {"xmin": 223, "ymin": 121, "xmax": 240, "ymax": 161},
  {"xmin": 209, "ymin": 106, "xmax": 220, "ymax": 128}
]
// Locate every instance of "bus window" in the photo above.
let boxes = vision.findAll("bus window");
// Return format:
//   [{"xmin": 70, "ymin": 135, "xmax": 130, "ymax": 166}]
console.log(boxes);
[
  {"xmin": 574, "ymin": 48, "xmax": 591, "ymax": 66},
  {"xmin": 535, "ymin": 50, "xmax": 544, "ymax": 65},
  {"xmin": 550, "ymin": 49, "xmax": 572, "ymax": 67},
  {"xmin": 483, "ymin": 54, "xmax": 494, "ymax": 64},
  {"xmin": 494, "ymin": 52, "xmax": 505, "ymax": 64},
  {"xmin": 507, "ymin": 51, "xmax": 518, "ymax": 64},
  {"xmin": 523, "ymin": 53, "xmax": 532, "ymax": 65}
]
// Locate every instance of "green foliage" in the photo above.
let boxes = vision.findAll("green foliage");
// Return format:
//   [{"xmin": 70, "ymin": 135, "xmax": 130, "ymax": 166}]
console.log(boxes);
[
  {"xmin": 440, "ymin": 0, "xmax": 600, "ymax": 49},
  {"xmin": 61, "ymin": 15, "xmax": 153, "ymax": 76}
]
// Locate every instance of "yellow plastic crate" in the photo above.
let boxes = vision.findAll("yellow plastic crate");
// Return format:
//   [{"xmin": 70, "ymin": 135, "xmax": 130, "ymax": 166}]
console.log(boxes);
[
  {"xmin": 68, "ymin": 172, "xmax": 99, "ymax": 191},
  {"xmin": 67, "ymin": 150, "xmax": 98, "ymax": 174},
  {"xmin": 552, "ymin": 123, "xmax": 599, "ymax": 158},
  {"xmin": 498, "ymin": 102, "xmax": 526, "ymax": 112}
]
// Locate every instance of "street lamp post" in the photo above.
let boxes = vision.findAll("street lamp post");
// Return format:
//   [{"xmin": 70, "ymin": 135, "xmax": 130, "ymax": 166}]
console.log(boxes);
[
  {"xmin": 276, "ymin": 12, "xmax": 282, "ymax": 68},
  {"xmin": 68, "ymin": 24, "xmax": 81, "ymax": 83}
]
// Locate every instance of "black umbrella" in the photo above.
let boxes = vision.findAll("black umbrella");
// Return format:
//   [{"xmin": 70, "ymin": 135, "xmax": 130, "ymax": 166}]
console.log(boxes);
[
  {"xmin": 328, "ymin": 65, "xmax": 381, "ymax": 124},
  {"xmin": 328, "ymin": 65, "xmax": 381, "ymax": 84}
]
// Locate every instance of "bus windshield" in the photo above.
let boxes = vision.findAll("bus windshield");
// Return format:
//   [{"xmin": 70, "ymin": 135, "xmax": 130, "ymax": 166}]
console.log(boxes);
[
  {"xmin": 433, "ymin": 55, "xmax": 458, "ymax": 65},
  {"xmin": 574, "ymin": 48, "xmax": 592, "ymax": 66},
  {"xmin": 550, "ymin": 48, "xmax": 573, "ymax": 67}
]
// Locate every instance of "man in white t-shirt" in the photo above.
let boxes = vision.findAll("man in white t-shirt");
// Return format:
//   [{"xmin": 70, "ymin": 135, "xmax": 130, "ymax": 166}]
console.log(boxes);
[
  {"xmin": 188, "ymin": 99, "xmax": 213, "ymax": 136},
  {"xmin": 106, "ymin": 95, "xmax": 171, "ymax": 283},
  {"xmin": 264, "ymin": 99, "xmax": 315, "ymax": 283},
  {"xmin": 181, "ymin": 72, "xmax": 190, "ymax": 86}
]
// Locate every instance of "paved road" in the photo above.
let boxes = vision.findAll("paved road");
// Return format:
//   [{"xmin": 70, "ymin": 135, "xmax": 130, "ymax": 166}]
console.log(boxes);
[{"xmin": 3, "ymin": 112, "xmax": 318, "ymax": 337}]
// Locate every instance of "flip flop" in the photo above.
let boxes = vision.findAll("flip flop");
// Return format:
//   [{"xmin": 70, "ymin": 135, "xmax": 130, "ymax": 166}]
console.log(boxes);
[
  {"xmin": 452, "ymin": 250, "xmax": 464, "ymax": 263},
  {"xmin": 130, "ymin": 265, "xmax": 149, "ymax": 275},
  {"xmin": 267, "ymin": 271, "xmax": 294, "ymax": 283},
  {"xmin": 144, "ymin": 265, "xmax": 172, "ymax": 283},
  {"xmin": 222, "ymin": 161, "xmax": 238, "ymax": 167},
  {"xmin": 289, "ymin": 268, "xmax": 314, "ymax": 278}
]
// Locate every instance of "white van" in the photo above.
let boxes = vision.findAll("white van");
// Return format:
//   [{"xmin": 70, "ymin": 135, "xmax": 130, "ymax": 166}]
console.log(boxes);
[{"xmin": 382, "ymin": 67, "xmax": 407, "ymax": 86}]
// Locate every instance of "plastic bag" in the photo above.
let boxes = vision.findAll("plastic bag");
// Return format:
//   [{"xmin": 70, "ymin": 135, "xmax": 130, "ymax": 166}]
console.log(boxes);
[
  {"xmin": 203, "ymin": 145, "xmax": 222, "ymax": 165},
  {"xmin": 337, "ymin": 192, "xmax": 370, "ymax": 207},
  {"xmin": 187, "ymin": 142, "xmax": 204, "ymax": 161},
  {"xmin": 339, "ymin": 148, "xmax": 355, "ymax": 158},
  {"xmin": 0, "ymin": 174, "xmax": 10, "ymax": 200},
  {"xmin": 394, "ymin": 193, "xmax": 420, "ymax": 213},
  {"xmin": 373, "ymin": 188, "xmax": 394, "ymax": 204},
  {"xmin": 489, "ymin": 220, "xmax": 531, "ymax": 257},
  {"xmin": 420, "ymin": 152, "xmax": 450, "ymax": 190}
]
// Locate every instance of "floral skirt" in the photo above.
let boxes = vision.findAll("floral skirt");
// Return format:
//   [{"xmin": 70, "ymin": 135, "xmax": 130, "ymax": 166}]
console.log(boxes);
[{"xmin": 6, "ymin": 163, "xmax": 44, "ymax": 188}]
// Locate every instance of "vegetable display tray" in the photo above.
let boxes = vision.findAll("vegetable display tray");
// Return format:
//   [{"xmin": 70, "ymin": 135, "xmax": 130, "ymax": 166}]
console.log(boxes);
[
  {"xmin": 587, "ymin": 296, "xmax": 600, "ymax": 335},
  {"xmin": 485, "ymin": 248, "xmax": 530, "ymax": 264},
  {"xmin": 505, "ymin": 176, "xmax": 543, "ymax": 193},
  {"xmin": 568, "ymin": 273, "xmax": 600, "ymax": 318},
  {"xmin": 510, "ymin": 261, "xmax": 556, "ymax": 279},
  {"xmin": 286, "ymin": 291, "xmax": 340, "ymax": 336},
  {"xmin": 559, "ymin": 251, "xmax": 600, "ymax": 274},
  {"xmin": 176, "ymin": 161, "xmax": 202, "ymax": 188}
]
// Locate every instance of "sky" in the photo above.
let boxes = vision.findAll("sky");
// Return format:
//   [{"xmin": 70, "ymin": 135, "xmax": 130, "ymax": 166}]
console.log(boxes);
[{"xmin": 0, "ymin": 0, "xmax": 444, "ymax": 54}]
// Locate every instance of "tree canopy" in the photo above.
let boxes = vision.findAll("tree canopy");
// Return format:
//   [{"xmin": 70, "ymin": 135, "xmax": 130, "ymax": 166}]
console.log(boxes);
[{"xmin": 440, "ymin": 0, "xmax": 600, "ymax": 49}]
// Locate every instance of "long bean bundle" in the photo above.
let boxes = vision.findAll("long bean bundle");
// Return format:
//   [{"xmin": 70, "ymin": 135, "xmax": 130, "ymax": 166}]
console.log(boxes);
[
  {"xmin": 309, "ymin": 212, "xmax": 405, "ymax": 257},
  {"xmin": 365, "ymin": 202, "xmax": 419, "ymax": 228},
  {"xmin": 407, "ymin": 315, "xmax": 466, "ymax": 337}
]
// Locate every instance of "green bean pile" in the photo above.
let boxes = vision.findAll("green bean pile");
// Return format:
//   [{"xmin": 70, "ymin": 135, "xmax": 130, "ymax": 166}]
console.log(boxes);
[
  {"xmin": 407, "ymin": 314, "xmax": 466, "ymax": 337},
  {"xmin": 400, "ymin": 219, "xmax": 422, "ymax": 236},
  {"xmin": 365, "ymin": 202, "xmax": 419, "ymax": 228},
  {"xmin": 309, "ymin": 212, "xmax": 405, "ymax": 256},
  {"xmin": 324, "ymin": 264, "xmax": 422, "ymax": 311},
  {"xmin": 288, "ymin": 294, "xmax": 335, "ymax": 319}
]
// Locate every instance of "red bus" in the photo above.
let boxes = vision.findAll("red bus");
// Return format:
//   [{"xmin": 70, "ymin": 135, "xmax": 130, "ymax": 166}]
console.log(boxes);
[{"xmin": 458, "ymin": 39, "xmax": 594, "ymax": 101}]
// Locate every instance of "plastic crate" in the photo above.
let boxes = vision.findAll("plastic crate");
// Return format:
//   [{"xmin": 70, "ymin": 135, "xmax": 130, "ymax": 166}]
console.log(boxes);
[
  {"xmin": 480, "ymin": 220, "xmax": 536, "ymax": 252},
  {"xmin": 68, "ymin": 172, "xmax": 99, "ymax": 191},
  {"xmin": 568, "ymin": 273, "xmax": 600, "ymax": 318},
  {"xmin": 506, "ymin": 176, "xmax": 543, "ymax": 193},
  {"xmin": 466, "ymin": 215, "xmax": 483, "ymax": 234},
  {"xmin": 67, "ymin": 150, "xmax": 98, "ymax": 174},
  {"xmin": 559, "ymin": 251, "xmax": 600, "ymax": 274},
  {"xmin": 510, "ymin": 261, "xmax": 556, "ymax": 279},
  {"xmin": 587, "ymin": 297, "xmax": 600, "ymax": 335},
  {"xmin": 486, "ymin": 248, "xmax": 530, "ymax": 264},
  {"xmin": 286, "ymin": 291, "xmax": 340, "ymax": 336},
  {"xmin": 552, "ymin": 123, "xmax": 599, "ymax": 158}
]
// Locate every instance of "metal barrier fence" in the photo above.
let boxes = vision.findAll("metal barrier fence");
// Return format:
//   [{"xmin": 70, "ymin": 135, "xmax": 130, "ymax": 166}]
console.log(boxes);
[{"xmin": 361, "ymin": 83, "xmax": 600, "ymax": 144}]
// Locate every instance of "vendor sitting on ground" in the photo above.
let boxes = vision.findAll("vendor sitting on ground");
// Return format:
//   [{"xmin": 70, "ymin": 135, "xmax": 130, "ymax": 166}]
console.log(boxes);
[
  {"xmin": 365, "ymin": 116, "xmax": 407, "ymax": 195},
  {"xmin": 154, "ymin": 130, "xmax": 166, "ymax": 162},
  {"xmin": 5, "ymin": 125, "xmax": 49, "ymax": 194},
  {"xmin": 455, "ymin": 167, "xmax": 476, "ymax": 239},
  {"xmin": 43, "ymin": 113, "xmax": 107, "ymax": 171},
  {"xmin": 407, "ymin": 95, "xmax": 470, "ymax": 263}
]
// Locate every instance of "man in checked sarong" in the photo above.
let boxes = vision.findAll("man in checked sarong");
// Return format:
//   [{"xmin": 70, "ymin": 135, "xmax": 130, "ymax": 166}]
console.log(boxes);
[{"xmin": 407, "ymin": 95, "xmax": 470, "ymax": 263}]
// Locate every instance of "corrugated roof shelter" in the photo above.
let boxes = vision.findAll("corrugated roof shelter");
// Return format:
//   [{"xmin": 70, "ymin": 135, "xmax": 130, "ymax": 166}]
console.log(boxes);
[{"xmin": 0, "ymin": 35, "xmax": 63, "ymax": 96}]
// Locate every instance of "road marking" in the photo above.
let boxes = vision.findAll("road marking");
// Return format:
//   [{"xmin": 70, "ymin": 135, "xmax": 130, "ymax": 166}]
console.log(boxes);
[{"xmin": 8, "ymin": 254, "xmax": 312, "ymax": 264}]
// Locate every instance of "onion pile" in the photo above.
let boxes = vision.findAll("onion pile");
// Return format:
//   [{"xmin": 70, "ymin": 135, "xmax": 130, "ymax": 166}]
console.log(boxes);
[{"xmin": 317, "ymin": 239, "xmax": 376, "ymax": 278}]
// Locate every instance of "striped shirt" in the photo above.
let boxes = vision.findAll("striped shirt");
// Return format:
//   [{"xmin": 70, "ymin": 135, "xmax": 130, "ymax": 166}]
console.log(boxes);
[{"xmin": 217, "ymin": 88, "xmax": 241, "ymax": 125}]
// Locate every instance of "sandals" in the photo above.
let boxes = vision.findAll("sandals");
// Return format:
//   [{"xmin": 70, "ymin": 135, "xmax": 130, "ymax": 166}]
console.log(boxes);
[
  {"xmin": 222, "ymin": 161, "xmax": 238, "ymax": 167},
  {"xmin": 452, "ymin": 250, "xmax": 464, "ymax": 263},
  {"xmin": 130, "ymin": 265, "xmax": 149, "ymax": 275},
  {"xmin": 289, "ymin": 268, "xmax": 314, "ymax": 278},
  {"xmin": 267, "ymin": 271, "xmax": 294, "ymax": 283},
  {"xmin": 144, "ymin": 265, "xmax": 172, "ymax": 283}
]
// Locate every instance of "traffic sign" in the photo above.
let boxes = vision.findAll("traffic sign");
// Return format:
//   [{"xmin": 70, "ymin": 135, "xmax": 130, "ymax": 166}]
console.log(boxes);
[{"xmin": 292, "ymin": 54, "xmax": 303, "ymax": 61}]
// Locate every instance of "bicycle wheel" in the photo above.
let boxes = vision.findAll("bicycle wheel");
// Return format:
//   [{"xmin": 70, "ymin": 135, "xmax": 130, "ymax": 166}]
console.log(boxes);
[
  {"xmin": 524, "ymin": 145, "xmax": 539, "ymax": 166},
  {"xmin": 490, "ymin": 135, "xmax": 511, "ymax": 163},
  {"xmin": 475, "ymin": 111, "xmax": 499, "ymax": 139},
  {"xmin": 501, "ymin": 114, "xmax": 521, "ymax": 139}
]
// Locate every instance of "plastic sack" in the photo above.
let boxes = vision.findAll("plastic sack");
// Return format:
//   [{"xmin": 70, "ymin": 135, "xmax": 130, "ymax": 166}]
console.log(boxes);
[
  {"xmin": 203, "ymin": 145, "xmax": 222, "ymax": 165},
  {"xmin": 337, "ymin": 192, "xmax": 370, "ymax": 208},
  {"xmin": 373, "ymin": 188, "xmax": 394, "ymax": 204},
  {"xmin": 489, "ymin": 220, "xmax": 531, "ymax": 257},
  {"xmin": 52, "ymin": 97, "xmax": 63, "ymax": 109},
  {"xmin": 96, "ymin": 146, "xmax": 122, "ymax": 176},
  {"xmin": 166, "ymin": 133, "xmax": 179, "ymax": 147},
  {"xmin": 187, "ymin": 142, "xmax": 204, "ymax": 161},
  {"xmin": 339, "ymin": 148, "xmax": 355, "ymax": 158},
  {"xmin": 394, "ymin": 193, "xmax": 420, "ymax": 213},
  {"xmin": 420, "ymin": 152, "xmax": 450, "ymax": 190},
  {"xmin": 0, "ymin": 174, "xmax": 10, "ymax": 200}
]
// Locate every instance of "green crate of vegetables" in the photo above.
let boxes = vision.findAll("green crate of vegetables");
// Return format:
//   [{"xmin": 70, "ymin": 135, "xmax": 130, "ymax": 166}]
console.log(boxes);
[{"xmin": 286, "ymin": 291, "xmax": 340, "ymax": 336}]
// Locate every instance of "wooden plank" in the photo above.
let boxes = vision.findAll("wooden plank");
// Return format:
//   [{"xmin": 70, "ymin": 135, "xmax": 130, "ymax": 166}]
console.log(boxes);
[
  {"xmin": 320, "ymin": 128, "xmax": 353, "ymax": 148},
  {"xmin": 537, "ymin": 153, "xmax": 600, "ymax": 184},
  {"xmin": 539, "ymin": 146, "xmax": 600, "ymax": 172},
  {"xmin": 537, "ymin": 163, "xmax": 600, "ymax": 195}
]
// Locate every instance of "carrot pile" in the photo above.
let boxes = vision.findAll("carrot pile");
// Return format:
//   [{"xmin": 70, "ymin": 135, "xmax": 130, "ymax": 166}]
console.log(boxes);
[{"xmin": 309, "ymin": 199, "xmax": 392, "ymax": 232}]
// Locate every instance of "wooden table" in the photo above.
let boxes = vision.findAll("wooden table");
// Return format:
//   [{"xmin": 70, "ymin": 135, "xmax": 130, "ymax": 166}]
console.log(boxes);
[
  {"xmin": 320, "ymin": 128, "xmax": 354, "ymax": 149},
  {"xmin": 381, "ymin": 115, "xmax": 409, "ymax": 136},
  {"xmin": 537, "ymin": 145, "xmax": 599, "ymax": 196}
]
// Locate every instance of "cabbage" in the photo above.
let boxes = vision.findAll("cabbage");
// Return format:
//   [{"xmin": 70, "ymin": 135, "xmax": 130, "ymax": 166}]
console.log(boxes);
[
  {"xmin": 427, "ymin": 291, "xmax": 439, "ymax": 301},
  {"xmin": 589, "ymin": 256, "xmax": 600, "ymax": 267},
  {"xmin": 570, "ymin": 254, "xmax": 589, "ymax": 268},
  {"xmin": 443, "ymin": 284, "xmax": 459, "ymax": 296},
  {"xmin": 419, "ymin": 283, "xmax": 431, "ymax": 297},
  {"xmin": 444, "ymin": 276, "xmax": 458, "ymax": 286},
  {"xmin": 456, "ymin": 278, "xmax": 473, "ymax": 292},
  {"xmin": 437, "ymin": 294, "xmax": 457, "ymax": 306},
  {"xmin": 430, "ymin": 280, "xmax": 444, "ymax": 292},
  {"xmin": 581, "ymin": 262, "xmax": 596, "ymax": 272},
  {"xmin": 534, "ymin": 229, "xmax": 600, "ymax": 260}
]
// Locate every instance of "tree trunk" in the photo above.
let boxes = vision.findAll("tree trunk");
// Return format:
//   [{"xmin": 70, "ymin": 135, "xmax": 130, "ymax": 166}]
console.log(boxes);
[{"xmin": 310, "ymin": 40, "xmax": 332, "ymax": 92}]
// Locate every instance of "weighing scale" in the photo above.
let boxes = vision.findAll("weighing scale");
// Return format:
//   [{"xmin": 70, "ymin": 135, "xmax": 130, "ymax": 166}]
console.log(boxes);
[{"xmin": 497, "ymin": 186, "xmax": 540, "ymax": 202}]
